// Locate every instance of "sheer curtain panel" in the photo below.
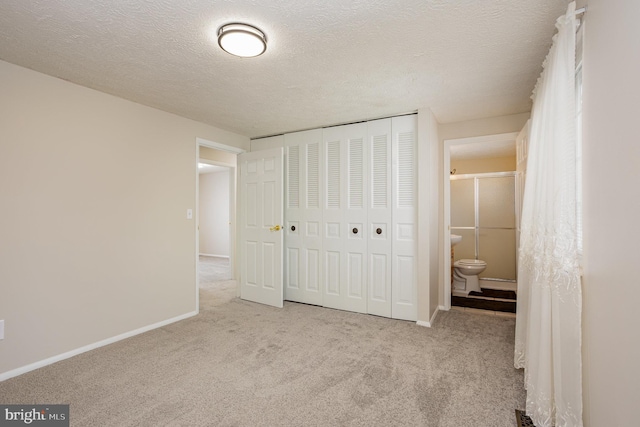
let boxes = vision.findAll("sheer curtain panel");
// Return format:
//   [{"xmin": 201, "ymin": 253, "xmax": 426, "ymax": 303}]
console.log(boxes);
[{"xmin": 514, "ymin": 2, "xmax": 582, "ymax": 427}]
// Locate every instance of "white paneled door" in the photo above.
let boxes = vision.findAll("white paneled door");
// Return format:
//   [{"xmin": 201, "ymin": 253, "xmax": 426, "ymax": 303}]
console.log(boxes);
[{"xmin": 239, "ymin": 148, "xmax": 284, "ymax": 308}]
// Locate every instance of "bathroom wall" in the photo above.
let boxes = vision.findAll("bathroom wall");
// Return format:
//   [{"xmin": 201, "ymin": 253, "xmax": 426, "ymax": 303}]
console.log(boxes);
[
  {"xmin": 450, "ymin": 155, "xmax": 516, "ymax": 174},
  {"xmin": 0, "ymin": 59, "xmax": 249, "ymax": 378},
  {"xmin": 199, "ymin": 170, "xmax": 230, "ymax": 257},
  {"xmin": 200, "ymin": 146, "xmax": 237, "ymax": 165}
]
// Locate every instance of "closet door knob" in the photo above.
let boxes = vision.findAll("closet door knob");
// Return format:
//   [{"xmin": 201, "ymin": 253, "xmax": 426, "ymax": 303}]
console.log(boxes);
[
  {"xmin": 291, "ymin": 225, "xmax": 296, "ymax": 231},
  {"xmin": 352, "ymin": 227, "xmax": 358, "ymax": 234},
  {"xmin": 376, "ymin": 228, "xmax": 382, "ymax": 235}
]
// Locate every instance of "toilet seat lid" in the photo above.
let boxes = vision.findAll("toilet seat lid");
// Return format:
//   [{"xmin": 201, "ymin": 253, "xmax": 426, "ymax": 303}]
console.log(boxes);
[{"xmin": 456, "ymin": 259, "xmax": 486, "ymax": 266}]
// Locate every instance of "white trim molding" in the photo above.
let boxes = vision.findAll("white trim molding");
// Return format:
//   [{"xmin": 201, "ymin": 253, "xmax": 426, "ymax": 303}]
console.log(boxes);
[
  {"xmin": 0, "ymin": 311, "xmax": 197, "ymax": 382},
  {"xmin": 199, "ymin": 253, "xmax": 230, "ymax": 259},
  {"xmin": 416, "ymin": 306, "xmax": 441, "ymax": 328},
  {"xmin": 196, "ymin": 137, "xmax": 246, "ymax": 154}
]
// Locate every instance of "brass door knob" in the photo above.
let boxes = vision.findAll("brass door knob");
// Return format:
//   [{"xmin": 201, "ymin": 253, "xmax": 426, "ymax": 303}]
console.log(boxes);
[{"xmin": 269, "ymin": 225, "xmax": 282, "ymax": 232}]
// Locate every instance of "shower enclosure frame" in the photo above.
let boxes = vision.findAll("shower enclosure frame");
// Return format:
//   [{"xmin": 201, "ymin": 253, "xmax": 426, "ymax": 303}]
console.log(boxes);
[{"xmin": 450, "ymin": 171, "xmax": 518, "ymax": 282}]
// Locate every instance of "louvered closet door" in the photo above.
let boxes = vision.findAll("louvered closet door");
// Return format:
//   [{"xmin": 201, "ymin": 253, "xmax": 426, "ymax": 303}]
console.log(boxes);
[
  {"xmin": 284, "ymin": 129, "xmax": 323, "ymax": 306},
  {"xmin": 366, "ymin": 119, "xmax": 393, "ymax": 317},
  {"xmin": 322, "ymin": 123, "xmax": 368, "ymax": 313},
  {"xmin": 391, "ymin": 115, "xmax": 418, "ymax": 321}
]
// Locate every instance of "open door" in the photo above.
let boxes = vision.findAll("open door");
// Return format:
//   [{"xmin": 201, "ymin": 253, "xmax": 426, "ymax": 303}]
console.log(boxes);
[{"xmin": 238, "ymin": 147, "xmax": 284, "ymax": 308}]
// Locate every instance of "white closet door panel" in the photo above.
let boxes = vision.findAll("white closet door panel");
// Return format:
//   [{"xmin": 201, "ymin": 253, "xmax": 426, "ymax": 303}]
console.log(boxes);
[
  {"xmin": 391, "ymin": 115, "xmax": 417, "ymax": 321},
  {"xmin": 284, "ymin": 141, "xmax": 302, "ymax": 302},
  {"xmin": 284, "ymin": 129, "xmax": 323, "ymax": 306},
  {"xmin": 348, "ymin": 252, "xmax": 364, "ymax": 297},
  {"xmin": 303, "ymin": 134, "xmax": 323, "ymax": 305},
  {"xmin": 366, "ymin": 118, "xmax": 392, "ymax": 317},
  {"xmin": 369, "ymin": 253, "xmax": 388, "ymax": 301},
  {"xmin": 322, "ymin": 126, "xmax": 347, "ymax": 310},
  {"xmin": 322, "ymin": 123, "xmax": 368, "ymax": 313},
  {"xmin": 395, "ymin": 255, "xmax": 416, "ymax": 304},
  {"xmin": 325, "ymin": 251, "xmax": 341, "ymax": 295},
  {"xmin": 306, "ymin": 248, "xmax": 321, "ymax": 292},
  {"xmin": 286, "ymin": 247, "xmax": 300, "ymax": 290}
]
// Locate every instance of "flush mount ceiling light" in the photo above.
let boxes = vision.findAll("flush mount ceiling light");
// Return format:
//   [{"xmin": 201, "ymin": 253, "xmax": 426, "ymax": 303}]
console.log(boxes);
[{"xmin": 217, "ymin": 23, "xmax": 267, "ymax": 58}]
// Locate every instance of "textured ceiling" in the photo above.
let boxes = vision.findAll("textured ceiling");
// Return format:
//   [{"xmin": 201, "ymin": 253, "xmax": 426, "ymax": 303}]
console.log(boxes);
[{"xmin": 0, "ymin": 0, "xmax": 567, "ymax": 138}]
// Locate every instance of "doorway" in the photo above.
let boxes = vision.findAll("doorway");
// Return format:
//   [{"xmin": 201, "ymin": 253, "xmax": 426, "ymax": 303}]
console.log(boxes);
[
  {"xmin": 198, "ymin": 162, "xmax": 233, "ymax": 290},
  {"xmin": 196, "ymin": 138, "xmax": 244, "ymax": 311},
  {"xmin": 443, "ymin": 132, "xmax": 519, "ymax": 312}
]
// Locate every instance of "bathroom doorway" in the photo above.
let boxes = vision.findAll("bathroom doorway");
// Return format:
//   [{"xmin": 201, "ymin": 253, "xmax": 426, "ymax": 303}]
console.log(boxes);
[{"xmin": 443, "ymin": 133, "xmax": 519, "ymax": 313}]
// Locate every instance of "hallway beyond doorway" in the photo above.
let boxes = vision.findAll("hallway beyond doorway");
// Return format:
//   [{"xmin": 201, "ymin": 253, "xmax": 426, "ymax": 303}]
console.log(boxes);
[{"xmin": 198, "ymin": 255, "xmax": 236, "ymax": 309}]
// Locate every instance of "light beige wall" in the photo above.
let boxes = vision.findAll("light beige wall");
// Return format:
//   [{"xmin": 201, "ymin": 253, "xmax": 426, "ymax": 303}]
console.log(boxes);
[
  {"xmin": 199, "ymin": 171, "xmax": 230, "ymax": 257},
  {"xmin": 417, "ymin": 109, "xmax": 440, "ymax": 322},
  {"xmin": 199, "ymin": 146, "xmax": 237, "ymax": 166},
  {"xmin": 450, "ymin": 155, "xmax": 516, "ymax": 174},
  {"xmin": 0, "ymin": 60, "xmax": 249, "ymax": 377},
  {"xmin": 581, "ymin": 1, "xmax": 639, "ymax": 425},
  {"xmin": 437, "ymin": 113, "xmax": 529, "ymax": 306},
  {"xmin": 439, "ymin": 113, "xmax": 530, "ymax": 142},
  {"xmin": 250, "ymin": 135, "xmax": 284, "ymax": 152},
  {"xmin": 418, "ymin": 109, "xmax": 441, "ymax": 321}
]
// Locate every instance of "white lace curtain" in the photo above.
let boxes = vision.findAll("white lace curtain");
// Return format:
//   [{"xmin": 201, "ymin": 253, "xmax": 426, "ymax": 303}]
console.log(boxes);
[{"xmin": 514, "ymin": 2, "xmax": 582, "ymax": 427}]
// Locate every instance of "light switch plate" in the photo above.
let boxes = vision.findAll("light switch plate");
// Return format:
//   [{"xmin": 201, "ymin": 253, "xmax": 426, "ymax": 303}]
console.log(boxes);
[
  {"xmin": 0, "ymin": 320, "xmax": 4, "ymax": 340},
  {"xmin": 187, "ymin": 209, "xmax": 193, "ymax": 220}
]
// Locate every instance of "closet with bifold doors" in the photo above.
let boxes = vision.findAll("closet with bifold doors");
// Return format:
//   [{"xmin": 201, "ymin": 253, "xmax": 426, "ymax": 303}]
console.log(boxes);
[{"xmin": 284, "ymin": 114, "xmax": 417, "ymax": 321}]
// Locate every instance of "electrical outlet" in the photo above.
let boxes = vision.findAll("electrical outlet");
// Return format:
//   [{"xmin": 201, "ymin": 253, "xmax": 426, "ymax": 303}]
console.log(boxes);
[{"xmin": 0, "ymin": 320, "xmax": 4, "ymax": 340}]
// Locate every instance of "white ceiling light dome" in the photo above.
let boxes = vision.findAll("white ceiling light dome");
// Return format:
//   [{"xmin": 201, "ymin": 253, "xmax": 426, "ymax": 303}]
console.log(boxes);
[{"xmin": 217, "ymin": 23, "xmax": 267, "ymax": 58}]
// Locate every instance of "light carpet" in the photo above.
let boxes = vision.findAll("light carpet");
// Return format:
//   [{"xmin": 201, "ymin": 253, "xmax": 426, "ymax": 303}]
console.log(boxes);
[
  {"xmin": 198, "ymin": 256, "xmax": 232, "ymax": 284},
  {"xmin": 0, "ymin": 286, "xmax": 525, "ymax": 426}
]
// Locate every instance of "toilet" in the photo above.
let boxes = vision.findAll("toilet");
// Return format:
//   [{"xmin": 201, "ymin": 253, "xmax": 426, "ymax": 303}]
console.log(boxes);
[{"xmin": 453, "ymin": 259, "xmax": 487, "ymax": 295}]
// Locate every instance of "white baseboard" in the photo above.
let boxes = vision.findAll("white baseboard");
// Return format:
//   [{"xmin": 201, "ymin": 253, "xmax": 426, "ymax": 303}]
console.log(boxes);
[
  {"xmin": 0, "ymin": 310, "xmax": 198, "ymax": 382},
  {"xmin": 198, "ymin": 253, "xmax": 229, "ymax": 259},
  {"xmin": 416, "ymin": 306, "xmax": 441, "ymax": 328}
]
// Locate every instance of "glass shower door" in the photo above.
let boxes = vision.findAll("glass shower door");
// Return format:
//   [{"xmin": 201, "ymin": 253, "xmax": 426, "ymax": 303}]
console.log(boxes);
[
  {"xmin": 478, "ymin": 176, "xmax": 516, "ymax": 281},
  {"xmin": 450, "ymin": 178, "xmax": 475, "ymax": 262},
  {"xmin": 450, "ymin": 172, "xmax": 517, "ymax": 282}
]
